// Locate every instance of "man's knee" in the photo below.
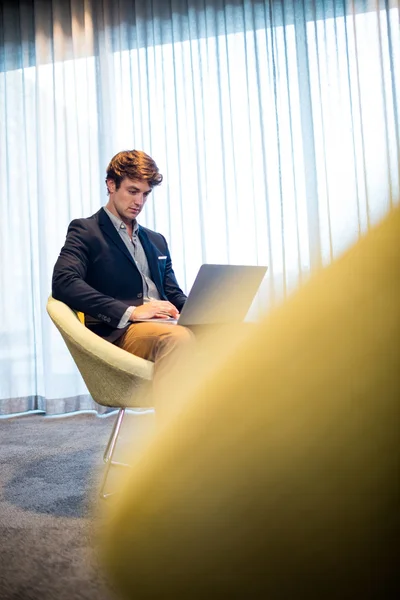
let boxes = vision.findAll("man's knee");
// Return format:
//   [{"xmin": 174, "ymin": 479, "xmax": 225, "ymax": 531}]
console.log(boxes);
[
  {"xmin": 165, "ymin": 325, "xmax": 195, "ymax": 346},
  {"xmin": 154, "ymin": 326, "xmax": 195, "ymax": 372},
  {"xmin": 157, "ymin": 326, "xmax": 195, "ymax": 357}
]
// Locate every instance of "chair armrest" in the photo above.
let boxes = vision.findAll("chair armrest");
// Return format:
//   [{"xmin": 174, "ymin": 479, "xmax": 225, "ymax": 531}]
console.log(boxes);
[{"xmin": 47, "ymin": 297, "xmax": 154, "ymax": 408}]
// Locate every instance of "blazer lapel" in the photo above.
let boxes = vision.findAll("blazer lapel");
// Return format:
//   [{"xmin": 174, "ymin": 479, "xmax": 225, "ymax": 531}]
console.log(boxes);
[
  {"xmin": 97, "ymin": 208, "xmax": 137, "ymax": 268},
  {"xmin": 138, "ymin": 226, "xmax": 164, "ymax": 297}
]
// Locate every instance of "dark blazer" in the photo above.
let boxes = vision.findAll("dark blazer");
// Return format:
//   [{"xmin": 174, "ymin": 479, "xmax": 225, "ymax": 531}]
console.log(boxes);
[{"xmin": 52, "ymin": 208, "xmax": 187, "ymax": 342}]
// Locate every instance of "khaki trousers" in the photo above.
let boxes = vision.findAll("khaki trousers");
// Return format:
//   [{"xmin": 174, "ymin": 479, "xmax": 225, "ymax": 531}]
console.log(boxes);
[{"xmin": 115, "ymin": 321, "xmax": 195, "ymax": 401}]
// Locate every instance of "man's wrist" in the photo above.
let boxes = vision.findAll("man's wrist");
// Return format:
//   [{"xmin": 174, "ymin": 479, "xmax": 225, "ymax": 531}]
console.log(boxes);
[
  {"xmin": 117, "ymin": 306, "xmax": 136, "ymax": 328},
  {"xmin": 128, "ymin": 306, "xmax": 137, "ymax": 322}
]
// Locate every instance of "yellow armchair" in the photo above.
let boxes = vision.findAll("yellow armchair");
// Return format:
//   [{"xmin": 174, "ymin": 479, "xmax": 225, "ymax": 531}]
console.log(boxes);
[
  {"xmin": 46, "ymin": 296, "xmax": 154, "ymax": 497},
  {"xmin": 100, "ymin": 208, "xmax": 400, "ymax": 597}
]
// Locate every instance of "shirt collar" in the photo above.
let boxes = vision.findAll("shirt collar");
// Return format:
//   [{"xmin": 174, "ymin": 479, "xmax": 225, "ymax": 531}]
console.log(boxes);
[{"xmin": 104, "ymin": 206, "xmax": 139, "ymax": 234}]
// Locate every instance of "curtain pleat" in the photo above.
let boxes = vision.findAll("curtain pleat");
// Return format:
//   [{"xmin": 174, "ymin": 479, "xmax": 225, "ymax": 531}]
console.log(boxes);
[{"xmin": 0, "ymin": 0, "xmax": 398, "ymax": 415}]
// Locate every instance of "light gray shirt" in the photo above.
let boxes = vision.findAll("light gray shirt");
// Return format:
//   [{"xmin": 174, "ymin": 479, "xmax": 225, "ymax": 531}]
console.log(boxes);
[{"xmin": 104, "ymin": 207, "xmax": 161, "ymax": 327}]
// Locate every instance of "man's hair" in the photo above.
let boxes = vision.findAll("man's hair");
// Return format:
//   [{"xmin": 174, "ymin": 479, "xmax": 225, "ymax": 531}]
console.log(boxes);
[{"xmin": 106, "ymin": 150, "xmax": 163, "ymax": 191}]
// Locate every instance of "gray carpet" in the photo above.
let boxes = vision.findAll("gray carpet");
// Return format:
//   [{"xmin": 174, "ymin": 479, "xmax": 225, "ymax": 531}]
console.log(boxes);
[{"xmin": 0, "ymin": 411, "xmax": 154, "ymax": 600}]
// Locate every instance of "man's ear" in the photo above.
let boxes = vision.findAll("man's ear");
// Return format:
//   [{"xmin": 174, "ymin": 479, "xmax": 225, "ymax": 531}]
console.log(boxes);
[{"xmin": 106, "ymin": 179, "xmax": 116, "ymax": 194}]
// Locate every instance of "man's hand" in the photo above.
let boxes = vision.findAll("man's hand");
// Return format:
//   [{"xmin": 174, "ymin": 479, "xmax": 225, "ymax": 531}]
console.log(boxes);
[{"xmin": 130, "ymin": 300, "xmax": 179, "ymax": 321}]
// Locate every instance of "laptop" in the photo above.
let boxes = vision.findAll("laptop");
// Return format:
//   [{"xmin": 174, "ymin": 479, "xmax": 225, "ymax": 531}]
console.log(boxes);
[{"xmin": 138, "ymin": 264, "xmax": 267, "ymax": 326}]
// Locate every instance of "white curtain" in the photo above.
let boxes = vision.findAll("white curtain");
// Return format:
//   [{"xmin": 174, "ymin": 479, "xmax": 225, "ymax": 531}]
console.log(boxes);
[{"xmin": 0, "ymin": 0, "xmax": 399, "ymax": 415}]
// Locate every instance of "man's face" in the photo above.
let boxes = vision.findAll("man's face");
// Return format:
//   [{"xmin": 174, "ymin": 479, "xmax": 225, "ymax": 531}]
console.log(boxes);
[{"xmin": 106, "ymin": 177, "xmax": 152, "ymax": 223}]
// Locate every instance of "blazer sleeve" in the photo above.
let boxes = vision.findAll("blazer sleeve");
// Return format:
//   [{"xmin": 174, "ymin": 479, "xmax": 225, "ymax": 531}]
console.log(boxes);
[{"xmin": 52, "ymin": 219, "xmax": 130, "ymax": 327}]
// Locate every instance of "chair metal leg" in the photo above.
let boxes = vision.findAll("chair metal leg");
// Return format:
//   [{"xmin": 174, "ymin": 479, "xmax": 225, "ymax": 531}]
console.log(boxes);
[
  {"xmin": 103, "ymin": 408, "xmax": 125, "ymax": 462},
  {"xmin": 100, "ymin": 408, "xmax": 126, "ymax": 499}
]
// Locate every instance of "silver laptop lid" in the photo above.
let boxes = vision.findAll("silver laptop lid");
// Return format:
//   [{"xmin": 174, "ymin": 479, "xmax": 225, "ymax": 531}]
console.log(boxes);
[{"xmin": 178, "ymin": 264, "xmax": 267, "ymax": 326}]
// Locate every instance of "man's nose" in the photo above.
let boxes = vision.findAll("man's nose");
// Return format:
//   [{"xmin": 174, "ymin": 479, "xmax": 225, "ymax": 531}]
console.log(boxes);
[{"xmin": 134, "ymin": 194, "xmax": 145, "ymax": 206}]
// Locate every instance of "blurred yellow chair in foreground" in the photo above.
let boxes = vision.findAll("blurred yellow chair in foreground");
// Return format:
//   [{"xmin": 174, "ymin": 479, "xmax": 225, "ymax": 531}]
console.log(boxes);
[
  {"xmin": 101, "ymin": 208, "xmax": 400, "ymax": 598},
  {"xmin": 46, "ymin": 297, "xmax": 154, "ymax": 498}
]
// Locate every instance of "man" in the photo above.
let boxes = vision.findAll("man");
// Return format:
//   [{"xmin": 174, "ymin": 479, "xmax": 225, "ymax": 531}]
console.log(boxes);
[{"xmin": 52, "ymin": 149, "xmax": 193, "ymax": 391}]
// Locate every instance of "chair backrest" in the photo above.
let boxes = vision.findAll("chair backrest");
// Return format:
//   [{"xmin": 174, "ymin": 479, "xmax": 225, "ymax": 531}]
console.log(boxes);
[
  {"xmin": 46, "ymin": 296, "xmax": 154, "ymax": 408},
  {"xmin": 101, "ymin": 207, "xmax": 400, "ymax": 597}
]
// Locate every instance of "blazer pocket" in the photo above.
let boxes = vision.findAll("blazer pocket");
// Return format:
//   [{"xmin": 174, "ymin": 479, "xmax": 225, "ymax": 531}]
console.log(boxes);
[{"xmin": 157, "ymin": 256, "xmax": 167, "ymax": 277}]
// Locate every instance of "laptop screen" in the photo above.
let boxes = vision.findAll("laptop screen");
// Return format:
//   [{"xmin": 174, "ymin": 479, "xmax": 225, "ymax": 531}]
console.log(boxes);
[{"xmin": 178, "ymin": 264, "xmax": 267, "ymax": 326}]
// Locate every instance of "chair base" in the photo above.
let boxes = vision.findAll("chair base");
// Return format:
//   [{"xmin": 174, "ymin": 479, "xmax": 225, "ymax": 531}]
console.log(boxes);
[
  {"xmin": 100, "ymin": 408, "xmax": 131, "ymax": 499},
  {"xmin": 99, "ymin": 406, "xmax": 155, "ymax": 499}
]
